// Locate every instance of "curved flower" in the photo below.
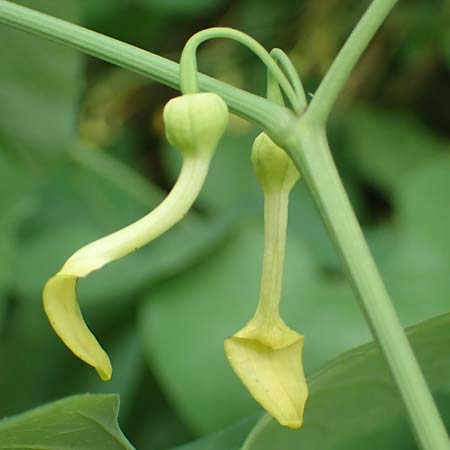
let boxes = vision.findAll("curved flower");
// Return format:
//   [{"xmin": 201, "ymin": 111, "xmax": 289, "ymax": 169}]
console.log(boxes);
[{"xmin": 44, "ymin": 93, "xmax": 228, "ymax": 380}]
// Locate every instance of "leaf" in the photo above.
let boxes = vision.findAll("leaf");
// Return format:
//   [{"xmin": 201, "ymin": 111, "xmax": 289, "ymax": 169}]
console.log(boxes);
[
  {"xmin": 170, "ymin": 313, "xmax": 449, "ymax": 450},
  {"xmin": 0, "ymin": 0, "xmax": 82, "ymax": 160},
  {"xmin": 0, "ymin": 300, "xmax": 141, "ymax": 424},
  {"xmin": 0, "ymin": 295, "xmax": 5, "ymax": 334},
  {"xmin": 339, "ymin": 107, "xmax": 445, "ymax": 193},
  {"xmin": 380, "ymin": 233, "xmax": 450, "ymax": 325},
  {"xmin": 395, "ymin": 155, "xmax": 450, "ymax": 255},
  {"xmin": 0, "ymin": 302, "xmax": 78, "ymax": 418},
  {"xmin": 174, "ymin": 416, "xmax": 260, "ymax": 450},
  {"xmin": 163, "ymin": 130, "xmax": 261, "ymax": 214},
  {"xmin": 0, "ymin": 151, "xmax": 34, "ymax": 292},
  {"xmin": 78, "ymin": 330, "xmax": 144, "ymax": 420},
  {"xmin": 242, "ymin": 313, "xmax": 450, "ymax": 450},
  {"xmin": 137, "ymin": 0, "xmax": 224, "ymax": 17},
  {"xmin": 0, "ymin": 394, "xmax": 135, "ymax": 450}
]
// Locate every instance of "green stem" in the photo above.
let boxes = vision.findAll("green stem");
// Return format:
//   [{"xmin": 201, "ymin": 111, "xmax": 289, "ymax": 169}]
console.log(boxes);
[
  {"xmin": 179, "ymin": 28, "xmax": 301, "ymax": 112},
  {"xmin": 308, "ymin": 0, "xmax": 398, "ymax": 123},
  {"xmin": 270, "ymin": 48, "xmax": 307, "ymax": 111},
  {"xmin": 254, "ymin": 190, "xmax": 290, "ymax": 329},
  {"xmin": 266, "ymin": 70, "xmax": 284, "ymax": 107},
  {"xmin": 283, "ymin": 121, "xmax": 450, "ymax": 450},
  {"xmin": 0, "ymin": 0, "xmax": 294, "ymax": 134}
]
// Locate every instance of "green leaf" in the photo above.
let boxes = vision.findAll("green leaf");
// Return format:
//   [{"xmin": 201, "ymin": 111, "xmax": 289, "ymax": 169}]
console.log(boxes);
[
  {"xmin": 339, "ymin": 107, "xmax": 445, "ymax": 193},
  {"xmin": 395, "ymin": 155, "xmax": 450, "ymax": 255},
  {"xmin": 174, "ymin": 416, "xmax": 260, "ymax": 450},
  {"xmin": 0, "ymin": 303, "xmax": 77, "ymax": 417},
  {"xmin": 0, "ymin": 0, "xmax": 82, "ymax": 160},
  {"xmin": 0, "ymin": 300, "xmax": 140, "ymax": 424},
  {"xmin": 78, "ymin": 329, "xmax": 144, "ymax": 420},
  {"xmin": 381, "ymin": 233, "xmax": 450, "ymax": 325},
  {"xmin": 137, "ymin": 0, "xmax": 224, "ymax": 17},
  {"xmin": 0, "ymin": 394, "xmax": 135, "ymax": 450},
  {"xmin": 163, "ymin": 130, "xmax": 261, "ymax": 214},
  {"xmin": 0, "ymin": 295, "xmax": 5, "ymax": 334},
  {"xmin": 242, "ymin": 313, "xmax": 450, "ymax": 450},
  {"xmin": 171, "ymin": 313, "xmax": 449, "ymax": 450},
  {"xmin": 0, "ymin": 151, "xmax": 34, "ymax": 302}
]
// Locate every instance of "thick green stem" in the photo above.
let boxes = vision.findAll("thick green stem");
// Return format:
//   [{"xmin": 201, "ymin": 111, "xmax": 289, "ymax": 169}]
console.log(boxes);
[
  {"xmin": 283, "ymin": 121, "xmax": 450, "ymax": 450},
  {"xmin": 308, "ymin": 0, "xmax": 398, "ymax": 123}
]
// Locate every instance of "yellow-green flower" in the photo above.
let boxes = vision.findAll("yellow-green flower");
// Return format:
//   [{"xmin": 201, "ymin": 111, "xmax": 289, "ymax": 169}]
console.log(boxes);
[
  {"xmin": 43, "ymin": 93, "xmax": 228, "ymax": 380},
  {"xmin": 225, "ymin": 133, "xmax": 308, "ymax": 429}
]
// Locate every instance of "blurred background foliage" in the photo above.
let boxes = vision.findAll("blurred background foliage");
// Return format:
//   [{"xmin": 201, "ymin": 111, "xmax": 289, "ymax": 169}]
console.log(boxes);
[{"xmin": 0, "ymin": 0, "xmax": 449, "ymax": 449}]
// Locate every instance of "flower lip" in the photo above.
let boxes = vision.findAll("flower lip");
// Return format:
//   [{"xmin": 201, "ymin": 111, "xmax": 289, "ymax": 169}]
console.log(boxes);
[
  {"xmin": 225, "ymin": 324, "xmax": 307, "ymax": 429},
  {"xmin": 43, "ymin": 273, "xmax": 112, "ymax": 381}
]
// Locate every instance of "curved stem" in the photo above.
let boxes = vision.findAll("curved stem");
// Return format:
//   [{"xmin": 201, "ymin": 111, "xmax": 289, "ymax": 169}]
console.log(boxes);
[
  {"xmin": 270, "ymin": 48, "xmax": 307, "ymax": 112},
  {"xmin": 308, "ymin": 0, "xmax": 398, "ymax": 124},
  {"xmin": 179, "ymin": 28, "xmax": 301, "ymax": 112},
  {"xmin": 266, "ymin": 70, "xmax": 284, "ymax": 107}
]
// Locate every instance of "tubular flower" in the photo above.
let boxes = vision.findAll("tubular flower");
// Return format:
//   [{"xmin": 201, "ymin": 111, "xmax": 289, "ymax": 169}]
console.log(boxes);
[
  {"xmin": 44, "ymin": 93, "xmax": 228, "ymax": 380},
  {"xmin": 225, "ymin": 132, "xmax": 308, "ymax": 429}
]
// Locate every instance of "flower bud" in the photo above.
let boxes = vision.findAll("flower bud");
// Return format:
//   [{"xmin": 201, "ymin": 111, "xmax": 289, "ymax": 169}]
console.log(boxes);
[
  {"xmin": 163, "ymin": 92, "xmax": 228, "ymax": 160},
  {"xmin": 252, "ymin": 132, "xmax": 299, "ymax": 192}
]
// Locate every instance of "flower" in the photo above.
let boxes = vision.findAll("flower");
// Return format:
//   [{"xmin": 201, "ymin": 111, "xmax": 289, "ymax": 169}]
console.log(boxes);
[
  {"xmin": 225, "ymin": 133, "xmax": 308, "ymax": 428},
  {"xmin": 43, "ymin": 93, "xmax": 228, "ymax": 380}
]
